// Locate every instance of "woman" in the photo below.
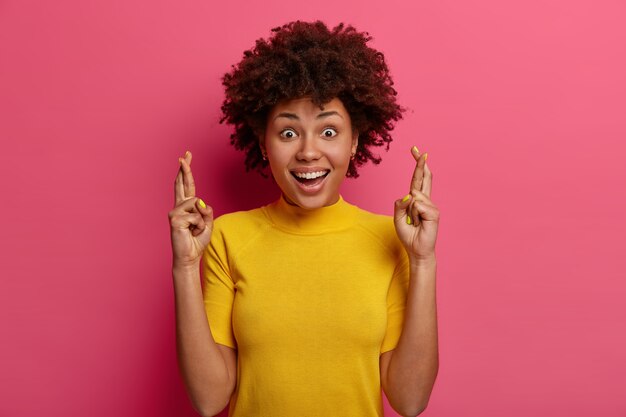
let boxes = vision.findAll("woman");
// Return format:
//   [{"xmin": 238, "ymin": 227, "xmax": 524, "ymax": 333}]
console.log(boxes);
[{"xmin": 169, "ymin": 20, "xmax": 439, "ymax": 417}]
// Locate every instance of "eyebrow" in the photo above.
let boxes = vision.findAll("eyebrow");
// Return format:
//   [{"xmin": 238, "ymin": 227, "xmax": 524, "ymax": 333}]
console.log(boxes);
[{"xmin": 273, "ymin": 111, "xmax": 344, "ymax": 121}]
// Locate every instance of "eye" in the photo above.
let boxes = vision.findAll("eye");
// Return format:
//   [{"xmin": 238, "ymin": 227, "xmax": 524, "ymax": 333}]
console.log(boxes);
[
  {"xmin": 322, "ymin": 128, "xmax": 338, "ymax": 138},
  {"xmin": 280, "ymin": 128, "xmax": 298, "ymax": 139}
]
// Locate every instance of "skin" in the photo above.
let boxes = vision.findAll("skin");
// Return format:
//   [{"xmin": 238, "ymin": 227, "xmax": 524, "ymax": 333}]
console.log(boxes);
[
  {"xmin": 170, "ymin": 151, "xmax": 213, "ymax": 268},
  {"xmin": 259, "ymin": 96, "xmax": 358, "ymax": 210},
  {"xmin": 393, "ymin": 146, "xmax": 438, "ymax": 262},
  {"xmin": 382, "ymin": 147, "xmax": 440, "ymax": 416},
  {"xmin": 170, "ymin": 153, "xmax": 237, "ymax": 416},
  {"xmin": 170, "ymin": 101, "xmax": 440, "ymax": 416}
]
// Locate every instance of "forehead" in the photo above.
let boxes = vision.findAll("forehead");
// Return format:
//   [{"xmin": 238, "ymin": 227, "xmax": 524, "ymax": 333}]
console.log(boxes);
[{"xmin": 268, "ymin": 96, "xmax": 348, "ymax": 118}]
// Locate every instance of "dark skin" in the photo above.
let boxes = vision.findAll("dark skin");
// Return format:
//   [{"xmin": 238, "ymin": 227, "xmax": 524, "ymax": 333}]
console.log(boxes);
[
  {"xmin": 381, "ymin": 146, "xmax": 439, "ymax": 416},
  {"xmin": 170, "ymin": 151, "xmax": 213, "ymax": 267},
  {"xmin": 169, "ymin": 150, "xmax": 238, "ymax": 414},
  {"xmin": 170, "ymin": 146, "xmax": 439, "ymax": 416},
  {"xmin": 394, "ymin": 146, "xmax": 437, "ymax": 262}
]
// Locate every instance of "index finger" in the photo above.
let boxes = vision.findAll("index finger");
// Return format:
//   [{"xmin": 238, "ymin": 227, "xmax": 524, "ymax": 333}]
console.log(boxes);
[
  {"xmin": 422, "ymin": 162, "xmax": 432, "ymax": 198},
  {"xmin": 180, "ymin": 151, "xmax": 196, "ymax": 199},
  {"xmin": 409, "ymin": 146, "xmax": 425, "ymax": 196},
  {"xmin": 174, "ymin": 166, "xmax": 184, "ymax": 206}
]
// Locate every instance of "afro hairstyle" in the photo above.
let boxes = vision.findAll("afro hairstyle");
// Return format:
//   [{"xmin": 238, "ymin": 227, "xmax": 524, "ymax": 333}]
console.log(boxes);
[{"xmin": 219, "ymin": 20, "xmax": 406, "ymax": 178}]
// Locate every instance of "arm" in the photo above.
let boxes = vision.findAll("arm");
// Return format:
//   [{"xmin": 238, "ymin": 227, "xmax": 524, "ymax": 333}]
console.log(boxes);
[
  {"xmin": 386, "ymin": 147, "xmax": 439, "ymax": 416},
  {"xmin": 173, "ymin": 264, "xmax": 237, "ymax": 417},
  {"xmin": 380, "ymin": 256, "xmax": 438, "ymax": 416}
]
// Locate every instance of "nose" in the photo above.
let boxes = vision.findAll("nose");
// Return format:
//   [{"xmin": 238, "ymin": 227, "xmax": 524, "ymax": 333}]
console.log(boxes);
[{"xmin": 295, "ymin": 135, "xmax": 322, "ymax": 161}]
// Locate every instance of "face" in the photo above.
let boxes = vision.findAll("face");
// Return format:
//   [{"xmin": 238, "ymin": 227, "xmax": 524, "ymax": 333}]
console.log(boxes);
[{"xmin": 260, "ymin": 96, "xmax": 358, "ymax": 209}]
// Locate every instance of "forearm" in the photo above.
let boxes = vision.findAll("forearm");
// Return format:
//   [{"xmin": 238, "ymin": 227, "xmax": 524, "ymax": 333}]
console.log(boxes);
[
  {"xmin": 173, "ymin": 264, "xmax": 232, "ymax": 416},
  {"xmin": 386, "ymin": 256, "xmax": 439, "ymax": 416}
]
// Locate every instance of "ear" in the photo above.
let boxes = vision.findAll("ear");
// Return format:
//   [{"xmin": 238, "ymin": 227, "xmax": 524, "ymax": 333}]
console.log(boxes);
[
  {"xmin": 351, "ymin": 131, "xmax": 359, "ymax": 154},
  {"xmin": 258, "ymin": 131, "xmax": 266, "ymax": 154}
]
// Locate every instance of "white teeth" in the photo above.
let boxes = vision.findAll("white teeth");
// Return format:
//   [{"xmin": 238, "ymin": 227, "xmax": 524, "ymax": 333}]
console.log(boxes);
[{"xmin": 293, "ymin": 170, "xmax": 328, "ymax": 179}]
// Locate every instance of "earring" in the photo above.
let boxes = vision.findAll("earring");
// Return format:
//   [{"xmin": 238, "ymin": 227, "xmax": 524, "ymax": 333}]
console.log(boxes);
[
  {"xmin": 351, "ymin": 135, "xmax": 359, "ymax": 160},
  {"xmin": 262, "ymin": 152, "xmax": 267, "ymax": 161}
]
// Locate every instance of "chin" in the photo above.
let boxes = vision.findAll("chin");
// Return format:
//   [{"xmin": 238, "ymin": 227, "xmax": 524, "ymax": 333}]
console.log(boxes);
[{"xmin": 281, "ymin": 187, "xmax": 336, "ymax": 209}]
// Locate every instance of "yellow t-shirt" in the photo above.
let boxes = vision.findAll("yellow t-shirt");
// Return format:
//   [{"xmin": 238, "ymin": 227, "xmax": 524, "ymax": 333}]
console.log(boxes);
[{"xmin": 202, "ymin": 194, "xmax": 410, "ymax": 417}]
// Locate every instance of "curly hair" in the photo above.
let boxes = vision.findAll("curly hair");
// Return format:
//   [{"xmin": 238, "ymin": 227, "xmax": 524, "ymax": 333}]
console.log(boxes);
[{"xmin": 219, "ymin": 20, "xmax": 406, "ymax": 178}]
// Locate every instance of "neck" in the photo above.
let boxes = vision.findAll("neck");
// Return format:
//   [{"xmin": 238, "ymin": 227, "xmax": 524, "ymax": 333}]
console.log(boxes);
[{"xmin": 264, "ymin": 193, "xmax": 357, "ymax": 234}]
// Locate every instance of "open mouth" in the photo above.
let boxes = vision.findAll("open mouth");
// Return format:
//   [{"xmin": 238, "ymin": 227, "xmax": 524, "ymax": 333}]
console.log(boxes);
[{"xmin": 290, "ymin": 170, "xmax": 330, "ymax": 187}]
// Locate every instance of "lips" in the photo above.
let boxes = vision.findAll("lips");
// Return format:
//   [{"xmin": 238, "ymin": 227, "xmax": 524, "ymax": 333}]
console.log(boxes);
[
  {"xmin": 289, "ymin": 167, "xmax": 331, "ymax": 174},
  {"xmin": 290, "ymin": 169, "xmax": 330, "ymax": 193},
  {"xmin": 291, "ymin": 170, "xmax": 329, "ymax": 179}
]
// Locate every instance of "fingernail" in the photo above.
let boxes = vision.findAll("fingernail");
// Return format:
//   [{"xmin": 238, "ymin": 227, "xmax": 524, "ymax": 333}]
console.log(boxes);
[
  {"xmin": 198, "ymin": 198, "xmax": 206, "ymax": 209},
  {"xmin": 424, "ymin": 153, "xmax": 428, "ymax": 161},
  {"xmin": 407, "ymin": 216, "xmax": 412, "ymax": 225},
  {"xmin": 185, "ymin": 150, "xmax": 190, "ymax": 157},
  {"xmin": 402, "ymin": 194, "xmax": 411, "ymax": 202},
  {"xmin": 412, "ymin": 146, "xmax": 419, "ymax": 154}
]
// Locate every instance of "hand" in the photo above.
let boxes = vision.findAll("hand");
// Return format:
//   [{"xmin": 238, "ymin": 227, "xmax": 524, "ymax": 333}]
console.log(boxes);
[
  {"xmin": 393, "ymin": 146, "xmax": 440, "ymax": 262},
  {"xmin": 168, "ymin": 151, "xmax": 214, "ymax": 268}
]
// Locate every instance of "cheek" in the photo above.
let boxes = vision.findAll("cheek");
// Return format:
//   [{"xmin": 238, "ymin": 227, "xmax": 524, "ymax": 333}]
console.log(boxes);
[
  {"xmin": 327, "ymin": 146, "xmax": 352, "ymax": 166},
  {"xmin": 267, "ymin": 146, "xmax": 291, "ymax": 165}
]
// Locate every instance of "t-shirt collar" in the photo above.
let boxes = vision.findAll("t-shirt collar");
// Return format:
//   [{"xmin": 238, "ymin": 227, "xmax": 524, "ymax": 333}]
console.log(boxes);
[{"xmin": 264, "ymin": 193, "xmax": 358, "ymax": 234}]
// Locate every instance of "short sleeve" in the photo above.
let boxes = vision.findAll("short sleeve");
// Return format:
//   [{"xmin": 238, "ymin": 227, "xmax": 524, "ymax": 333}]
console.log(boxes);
[
  {"xmin": 202, "ymin": 220, "xmax": 237, "ymax": 349},
  {"xmin": 380, "ymin": 249, "xmax": 410, "ymax": 354}
]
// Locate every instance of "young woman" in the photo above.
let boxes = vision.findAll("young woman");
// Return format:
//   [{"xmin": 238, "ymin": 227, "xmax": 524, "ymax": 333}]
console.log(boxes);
[{"xmin": 169, "ymin": 20, "xmax": 439, "ymax": 417}]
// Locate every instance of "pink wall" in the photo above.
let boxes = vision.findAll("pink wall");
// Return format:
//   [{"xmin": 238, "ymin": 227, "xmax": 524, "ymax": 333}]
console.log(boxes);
[{"xmin": 1, "ymin": 0, "xmax": 625, "ymax": 416}]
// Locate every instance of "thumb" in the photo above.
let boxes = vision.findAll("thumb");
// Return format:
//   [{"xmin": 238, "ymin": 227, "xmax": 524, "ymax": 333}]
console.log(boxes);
[{"xmin": 393, "ymin": 194, "xmax": 412, "ymax": 224}]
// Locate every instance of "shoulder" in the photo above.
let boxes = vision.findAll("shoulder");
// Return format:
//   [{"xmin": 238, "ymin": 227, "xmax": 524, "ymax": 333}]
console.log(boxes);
[
  {"xmin": 212, "ymin": 206, "xmax": 270, "ymax": 238},
  {"xmin": 352, "ymin": 205, "xmax": 396, "ymax": 238},
  {"xmin": 207, "ymin": 206, "xmax": 272, "ymax": 258},
  {"xmin": 214, "ymin": 206, "xmax": 266, "ymax": 228},
  {"xmin": 351, "ymin": 206, "xmax": 405, "ymax": 259},
  {"xmin": 354, "ymin": 206, "xmax": 394, "ymax": 229}
]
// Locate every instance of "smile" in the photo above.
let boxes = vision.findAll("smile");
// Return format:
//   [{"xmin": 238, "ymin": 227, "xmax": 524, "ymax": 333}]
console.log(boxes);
[
  {"xmin": 292, "ymin": 170, "xmax": 328, "ymax": 180},
  {"xmin": 290, "ymin": 170, "xmax": 330, "ymax": 193}
]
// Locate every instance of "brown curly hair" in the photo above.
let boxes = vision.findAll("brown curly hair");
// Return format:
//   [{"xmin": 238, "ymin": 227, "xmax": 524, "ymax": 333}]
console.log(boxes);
[{"xmin": 219, "ymin": 20, "xmax": 406, "ymax": 178}]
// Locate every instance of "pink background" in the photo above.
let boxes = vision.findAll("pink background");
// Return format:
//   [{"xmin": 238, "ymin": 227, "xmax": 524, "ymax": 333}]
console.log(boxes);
[{"xmin": 1, "ymin": 0, "xmax": 625, "ymax": 416}]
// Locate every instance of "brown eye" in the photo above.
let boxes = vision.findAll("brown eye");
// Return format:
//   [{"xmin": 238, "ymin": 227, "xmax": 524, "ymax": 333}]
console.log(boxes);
[
  {"xmin": 280, "ymin": 129, "xmax": 297, "ymax": 139},
  {"xmin": 322, "ymin": 128, "xmax": 337, "ymax": 138}
]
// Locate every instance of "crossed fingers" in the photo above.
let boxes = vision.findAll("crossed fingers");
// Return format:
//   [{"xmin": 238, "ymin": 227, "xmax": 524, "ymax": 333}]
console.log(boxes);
[
  {"xmin": 174, "ymin": 151, "xmax": 196, "ymax": 206},
  {"xmin": 409, "ymin": 146, "xmax": 431, "ymax": 198},
  {"xmin": 405, "ymin": 146, "xmax": 433, "ymax": 226}
]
